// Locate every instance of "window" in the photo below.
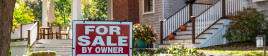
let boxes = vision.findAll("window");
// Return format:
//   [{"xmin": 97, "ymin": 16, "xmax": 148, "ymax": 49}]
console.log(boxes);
[{"xmin": 143, "ymin": 0, "xmax": 154, "ymax": 14}]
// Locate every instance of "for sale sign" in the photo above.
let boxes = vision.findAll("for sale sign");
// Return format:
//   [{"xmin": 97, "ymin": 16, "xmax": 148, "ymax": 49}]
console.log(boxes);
[{"xmin": 72, "ymin": 21, "xmax": 132, "ymax": 56}]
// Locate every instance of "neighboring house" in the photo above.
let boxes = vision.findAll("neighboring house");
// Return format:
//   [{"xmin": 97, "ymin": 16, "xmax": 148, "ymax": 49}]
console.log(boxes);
[
  {"xmin": 247, "ymin": 0, "xmax": 268, "ymax": 20},
  {"xmin": 107, "ymin": 0, "xmax": 268, "ymax": 48}
]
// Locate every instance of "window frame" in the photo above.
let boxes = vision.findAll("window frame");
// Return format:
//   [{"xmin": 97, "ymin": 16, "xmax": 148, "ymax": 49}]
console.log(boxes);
[{"xmin": 142, "ymin": 0, "xmax": 155, "ymax": 14}]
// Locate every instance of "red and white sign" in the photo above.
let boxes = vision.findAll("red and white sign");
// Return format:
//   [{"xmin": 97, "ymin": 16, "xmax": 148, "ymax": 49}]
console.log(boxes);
[{"xmin": 72, "ymin": 21, "xmax": 132, "ymax": 56}]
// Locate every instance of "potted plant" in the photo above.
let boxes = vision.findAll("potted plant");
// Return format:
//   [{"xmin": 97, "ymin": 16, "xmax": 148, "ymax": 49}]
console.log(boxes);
[{"xmin": 133, "ymin": 24, "xmax": 159, "ymax": 48}]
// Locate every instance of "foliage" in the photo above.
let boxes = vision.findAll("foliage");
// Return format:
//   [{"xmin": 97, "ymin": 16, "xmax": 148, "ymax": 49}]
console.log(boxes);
[
  {"xmin": 224, "ymin": 8, "xmax": 268, "ymax": 42},
  {"xmin": 25, "ymin": 0, "xmax": 42, "ymax": 21},
  {"xmin": 81, "ymin": 0, "xmax": 107, "ymax": 20},
  {"xmin": 133, "ymin": 24, "xmax": 159, "ymax": 43},
  {"xmin": 9, "ymin": 48, "xmax": 11, "ymax": 56},
  {"xmin": 13, "ymin": 0, "xmax": 35, "ymax": 31},
  {"xmin": 53, "ymin": 0, "xmax": 71, "ymax": 28},
  {"xmin": 132, "ymin": 46, "xmax": 205, "ymax": 56}
]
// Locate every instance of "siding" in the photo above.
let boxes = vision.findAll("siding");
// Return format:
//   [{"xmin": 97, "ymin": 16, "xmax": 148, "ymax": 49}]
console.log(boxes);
[
  {"xmin": 164, "ymin": 0, "xmax": 186, "ymax": 19},
  {"xmin": 139, "ymin": 0, "xmax": 162, "ymax": 45},
  {"xmin": 246, "ymin": 0, "xmax": 268, "ymax": 20}
]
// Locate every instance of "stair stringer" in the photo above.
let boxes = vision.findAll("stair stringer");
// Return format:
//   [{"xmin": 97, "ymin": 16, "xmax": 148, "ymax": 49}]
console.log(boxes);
[{"xmin": 197, "ymin": 19, "xmax": 232, "ymax": 48}]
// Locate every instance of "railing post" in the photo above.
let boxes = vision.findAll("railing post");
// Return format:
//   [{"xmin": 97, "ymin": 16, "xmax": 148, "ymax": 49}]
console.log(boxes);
[
  {"xmin": 20, "ymin": 23, "xmax": 23, "ymax": 41},
  {"xmin": 160, "ymin": 20, "xmax": 164, "ymax": 44},
  {"xmin": 34, "ymin": 20, "xmax": 39, "ymax": 40},
  {"xmin": 191, "ymin": 16, "xmax": 196, "ymax": 44},
  {"xmin": 222, "ymin": 0, "xmax": 226, "ymax": 17},
  {"xmin": 28, "ymin": 30, "xmax": 31, "ymax": 45},
  {"xmin": 189, "ymin": 3, "xmax": 193, "ymax": 17}
]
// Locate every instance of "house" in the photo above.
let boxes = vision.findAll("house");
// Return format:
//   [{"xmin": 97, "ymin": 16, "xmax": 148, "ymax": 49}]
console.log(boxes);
[{"xmin": 107, "ymin": 0, "xmax": 268, "ymax": 48}]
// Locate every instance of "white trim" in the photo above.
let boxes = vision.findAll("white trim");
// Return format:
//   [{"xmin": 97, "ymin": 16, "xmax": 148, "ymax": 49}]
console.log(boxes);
[
  {"xmin": 142, "ymin": 0, "xmax": 155, "ymax": 15},
  {"xmin": 72, "ymin": 21, "xmax": 133, "ymax": 56}
]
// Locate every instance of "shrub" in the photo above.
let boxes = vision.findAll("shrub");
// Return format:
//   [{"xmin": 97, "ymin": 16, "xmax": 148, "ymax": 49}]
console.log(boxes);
[
  {"xmin": 224, "ymin": 8, "xmax": 268, "ymax": 42},
  {"xmin": 132, "ymin": 23, "xmax": 159, "ymax": 42}
]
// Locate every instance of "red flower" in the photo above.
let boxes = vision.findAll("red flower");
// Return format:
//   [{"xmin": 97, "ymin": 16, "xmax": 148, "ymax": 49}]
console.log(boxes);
[{"xmin": 156, "ymin": 34, "xmax": 159, "ymax": 37}]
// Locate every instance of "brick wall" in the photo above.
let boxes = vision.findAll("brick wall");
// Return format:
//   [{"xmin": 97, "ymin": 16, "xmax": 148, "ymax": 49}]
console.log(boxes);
[{"xmin": 112, "ymin": 0, "xmax": 139, "ymax": 23}]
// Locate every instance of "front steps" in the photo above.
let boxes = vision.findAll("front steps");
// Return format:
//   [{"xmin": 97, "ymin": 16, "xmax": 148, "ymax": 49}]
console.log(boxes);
[
  {"xmin": 31, "ymin": 39, "xmax": 72, "ymax": 56},
  {"xmin": 159, "ymin": 19, "xmax": 227, "ymax": 48}
]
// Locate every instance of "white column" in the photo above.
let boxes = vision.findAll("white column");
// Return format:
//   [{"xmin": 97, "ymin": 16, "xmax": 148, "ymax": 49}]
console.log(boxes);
[
  {"xmin": 71, "ymin": 0, "xmax": 81, "ymax": 20},
  {"xmin": 42, "ymin": 0, "xmax": 48, "ymax": 27}
]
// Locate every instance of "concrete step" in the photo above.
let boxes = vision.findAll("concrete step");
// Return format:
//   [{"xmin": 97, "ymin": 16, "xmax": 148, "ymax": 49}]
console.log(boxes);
[
  {"xmin": 175, "ymin": 30, "xmax": 192, "ymax": 35},
  {"xmin": 56, "ymin": 51, "xmax": 72, "ymax": 56},
  {"xmin": 33, "ymin": 45, "xmax": 72, "ymax": 48},
  {"xmin": 30, "ymin": 49, "xmax": 72, "ymax": 53},
  {"xmin": 30, "ymin": 47, "xmax": 72, "ymax": 51},
  {"xmin": 158, "ymin": 44, "xmax": 200, "ymax": 48},
  {"xmin": 36, "ymin": 41, "xmax": 72, "ymax": 44},
  {"xmin": 56, "ymin": 55, "xmax": 72, "ymax": 56},
  {"xmin": 163, "ymin": 39, "xmax": 201, "ymax": 44},
  {"xmin": 33, "ymin": 44, "xmax": 72, "ymax": 47},
  {"xmin": 174, "ymin": 34, "xmax": 207, "ymax": 39},
  {"xmin": 186, "ymin": 20, "xmax": 224, "ymax": 26},
  {"xmin": 38, "ymin": 39, "xmax": 72, "ymax": 42}
]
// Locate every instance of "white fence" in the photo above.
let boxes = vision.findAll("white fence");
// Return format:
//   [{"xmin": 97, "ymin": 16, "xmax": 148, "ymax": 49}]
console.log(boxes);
[
  {"xmin": 11, "ymin": 21, "xmax": 39, "ymax": 47},
  {"xmin": 28, "ymin": 22, "xmax": 38, "ymax": 46}
]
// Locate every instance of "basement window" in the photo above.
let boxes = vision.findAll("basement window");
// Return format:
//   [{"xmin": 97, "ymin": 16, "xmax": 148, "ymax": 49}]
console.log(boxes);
[{"xmin": 143, "ymin": 0, "xmax": 155, "ymax": 14}]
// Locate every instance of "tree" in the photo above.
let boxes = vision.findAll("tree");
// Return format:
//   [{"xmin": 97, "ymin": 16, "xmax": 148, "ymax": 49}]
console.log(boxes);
[
  {"xmin": 81, "ymin": 0, "xmax": 107, "ymax": 20},
  {"xmin": 13, "ymin": 0, "xmax": 35, "ymax": 31},
  {"xmin": 25, "ymin": 0, "xmax": 42, "ymax": 22},
  {"xmin": 0, "ymin": 0, "xmax": 17, "ymax": 56},
  {"xmin": 53, "ymin": 0, "xmax": 71, "ymax": 28}
]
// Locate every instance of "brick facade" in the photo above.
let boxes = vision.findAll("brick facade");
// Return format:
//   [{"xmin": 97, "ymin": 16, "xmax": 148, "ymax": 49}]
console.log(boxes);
[{"xmin": 110, "ymin": 0, "xmax": 139, "ymax": 23}]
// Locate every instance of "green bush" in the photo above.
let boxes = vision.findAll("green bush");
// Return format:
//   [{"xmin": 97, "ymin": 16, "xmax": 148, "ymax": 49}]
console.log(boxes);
[{"xmin": 224, "ymin": 8, "xmax": 268, "ymax": 42}]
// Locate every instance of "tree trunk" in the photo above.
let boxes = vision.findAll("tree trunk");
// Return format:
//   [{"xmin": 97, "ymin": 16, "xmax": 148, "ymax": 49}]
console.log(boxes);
[{"xmin": 0, "ymin": 0, "xmax": 16, "ymax": 56}]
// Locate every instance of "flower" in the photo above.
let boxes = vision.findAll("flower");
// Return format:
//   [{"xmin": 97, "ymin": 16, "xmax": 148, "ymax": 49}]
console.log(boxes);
[{"xmin": 132, "ymin": 23, "xmax": 158, "ymax": 42}]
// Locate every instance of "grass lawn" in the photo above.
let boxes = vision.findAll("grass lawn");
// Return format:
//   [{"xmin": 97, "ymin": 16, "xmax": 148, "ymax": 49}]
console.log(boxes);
[{"xmin": 198, "ymin": 41, "xmax": 268, "ymax": 56}]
